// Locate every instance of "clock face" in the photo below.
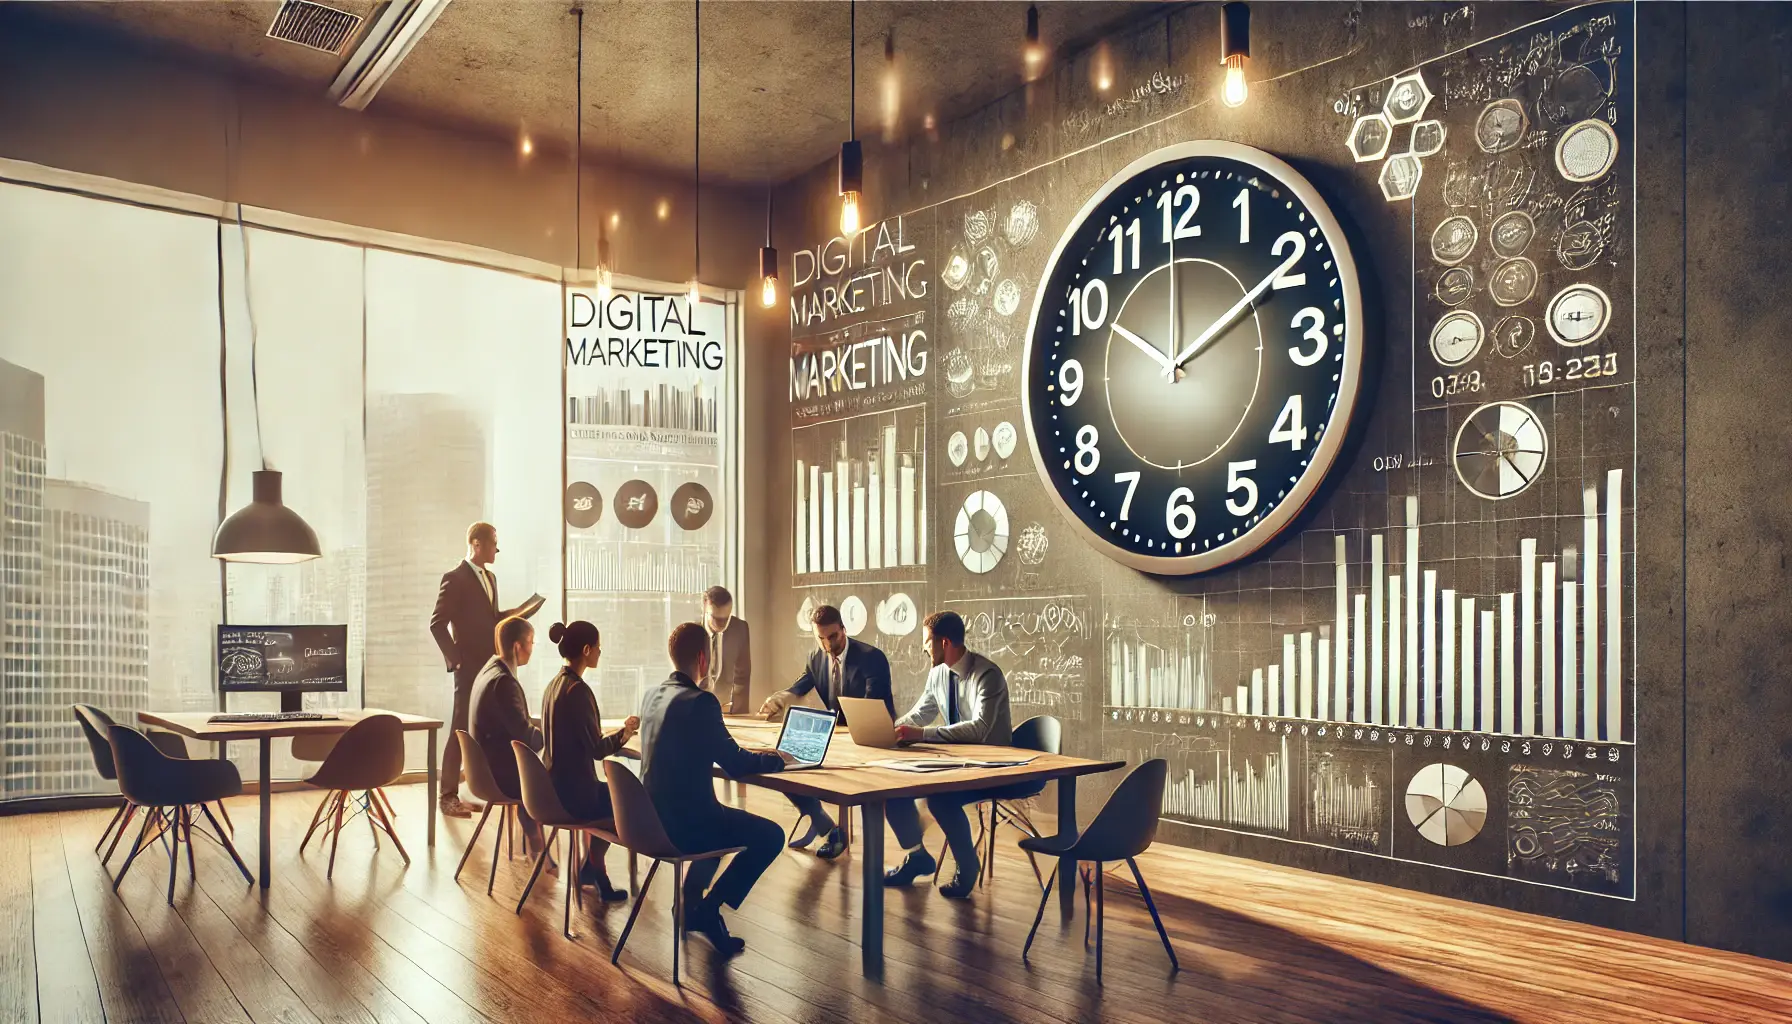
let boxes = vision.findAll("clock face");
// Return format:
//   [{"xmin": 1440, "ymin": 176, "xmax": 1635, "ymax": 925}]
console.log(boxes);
[{"xmin": 1021, "ymin": 141, "xmax": 1365, "ymax": 574}]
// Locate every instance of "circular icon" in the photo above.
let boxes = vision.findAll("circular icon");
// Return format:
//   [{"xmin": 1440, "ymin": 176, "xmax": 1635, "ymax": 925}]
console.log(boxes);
[
  {"xmin": 1453, "ymin": 401, "xmax": 1549, "ymax": 501},
  {"xmin": 1545, "ymin": 283, "xmax": 1612, "ymax": 347},
  {"xmin": 1429, "ymin": 311, "xmax": 1484, "ymax": 367},
  {"xmin": 875, "ymin": 592, "xmax": 919, "ymax": 636},
  {"xmin": 1405, "ymin": 763, "xmax": 1488, "ymax": 846},
  {"xmin": 1555, "ymin": 118, "xmax": 1619, "ymax": 182},
  {"xmin": 1490, "ymin": 257, "xmax": 1539, "ymax": 307},
  {"xmin": 1555, "ymin": 220, "xmax": 1602, "ymax": 271},
  {"xmin": 992, "ymin": 421, "xmax": 1018, "ymax": 460},
  {"xmin": 1384, "ymin": 73, "xmax": 1432, "ymax": 124},
  {"xmin": 994, "ymin": 278, "xmax": 1024, "ymax": 317},
  {"xmin": 1005, "ymin": 201, "xmax": 1041, "ymax": 247},
  {"xmin": 564, "ymin": 481, "xmax": 603, "ymax": 529},
  {"xmin": 1016, "ymin": 523, "xmax": 1050, "ymax": 566},
  {"xmin": 1430, "ymin": 216, "xmax": 1478, "ymax": 265},
  {"xmin": 669, "ymin": 482, "xmax": 714, "ymax": 531},
  {"xmin": 1436, "ymin": 266, "xmax": 1475, "ymax": 306},
  {"xmin": 1490, "ymin": 210, "xmax": 1536, "ymax": 257},
  {"xmin": 954, "ymin": 490, "xmax": 1010, "ymax": 574},
  {"xmin": 1475, "ymin": 98, "xmax": 1528, "ymax": 154},
  {"xmin": 1491, "ymin": 315, "xmax": 1536, "ymax": 358},
  {"xmin": 796, "ymin": 595, "xmax": 815, "ymax": 634},
  {"xmin": 941, "ymin": 250, "xmax": 972, "ymax": 291},
  {"xmin": 840, "ymin": 596, "xmax": 869, "ymax": 637},
  {"xmin": 613, "ymin": 479, "xmax": 659, "ymax": 529},
  {"xmin": 947, "ymin": 431, "xmax": 969, "ymax": 467},
  {"xmin": 1541, "ymin": 64, "xmax": 1608, "ymax": 126},
  {"xmin": 964, "ymin": 209, "xmax": 992, "ymax": 243},
  {"xmin": 944, "ymin": 348, "xmax": 975, "ymax": 398},
  {"xmin": 973, "ymin": 426, "xmax": 991, "ymax": 462}
]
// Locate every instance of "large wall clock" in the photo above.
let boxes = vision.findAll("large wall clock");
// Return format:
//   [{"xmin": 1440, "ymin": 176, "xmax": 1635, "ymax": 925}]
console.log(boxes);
[{"xmin": 1022, "ymin": 140, "xmax": 1365, "ymax": 574}]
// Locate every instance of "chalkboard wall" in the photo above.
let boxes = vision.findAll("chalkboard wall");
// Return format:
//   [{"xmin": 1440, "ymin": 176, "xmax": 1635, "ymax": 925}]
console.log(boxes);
[{"xmin": 769, "ymin": 1, "xmax": 1791, "ymax": 962}]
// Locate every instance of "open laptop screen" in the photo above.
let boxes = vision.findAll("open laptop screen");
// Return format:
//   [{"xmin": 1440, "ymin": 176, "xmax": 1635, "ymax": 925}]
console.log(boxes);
[{"xmin": 776, "ymin": 705, "xmax": 837, "ymax": 765}]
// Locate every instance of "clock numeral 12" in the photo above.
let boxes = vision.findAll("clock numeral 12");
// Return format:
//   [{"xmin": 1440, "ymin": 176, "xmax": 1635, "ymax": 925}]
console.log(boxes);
[{"xmin": 1157, "ymin": 185, "xmax": 1201, "ymax": 242}]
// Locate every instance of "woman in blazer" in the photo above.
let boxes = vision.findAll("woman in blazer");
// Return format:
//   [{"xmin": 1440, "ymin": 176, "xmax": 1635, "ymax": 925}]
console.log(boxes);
[{"xmin": 541, "ymin": 620, "xmax": 638, "ymax": 901}]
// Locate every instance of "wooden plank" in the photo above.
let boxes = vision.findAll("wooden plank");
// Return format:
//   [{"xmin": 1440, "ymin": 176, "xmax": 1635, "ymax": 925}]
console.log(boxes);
[
  {"xmin": 138, "ymin": 710, "xmax": 441, "ymax": 744},
  {"xmin": 27, "ymin": 812, "xmax": 104, "ymax": 1024},
  {"xmin": 55, "ymin": 808, "xmax": 186, "ymax": 1023},
  {"xmin": 1, "ymin": 809, "xmax": 39, "ymax": 1024}
]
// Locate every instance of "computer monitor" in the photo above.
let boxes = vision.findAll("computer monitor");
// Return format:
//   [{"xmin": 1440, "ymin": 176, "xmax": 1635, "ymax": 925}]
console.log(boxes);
[{"xmin": 218, "ymin": 624, "xmax": 348, "ymax": 712}]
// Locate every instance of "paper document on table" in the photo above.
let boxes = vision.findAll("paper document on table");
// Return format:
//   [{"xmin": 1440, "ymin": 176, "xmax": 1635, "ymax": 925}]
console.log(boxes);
[{"xmin": 867, "ymin": 756, "xmax": 1039, "ymax": 772}]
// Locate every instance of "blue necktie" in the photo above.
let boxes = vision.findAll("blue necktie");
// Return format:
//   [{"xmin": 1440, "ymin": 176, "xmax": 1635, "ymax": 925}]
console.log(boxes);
[{"xmin": 945, "ymin": 670, "xmax": 959, "ymax": 725}]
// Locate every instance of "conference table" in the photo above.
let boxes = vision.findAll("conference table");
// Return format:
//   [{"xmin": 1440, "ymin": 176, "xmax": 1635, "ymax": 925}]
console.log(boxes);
[
  {"xmin": 618, "ymin": 716, "xmax": 1123, "ymax": 976},
  {"xmin": 138, "ymin": 708, "xmax": 443, "ymax": 889}
]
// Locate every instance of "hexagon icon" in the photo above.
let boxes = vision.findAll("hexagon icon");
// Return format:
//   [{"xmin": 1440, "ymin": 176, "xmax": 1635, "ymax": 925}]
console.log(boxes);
[
  {"xmin": 1348, "ymin": 113, "xmax": 1393, "ymax": 162},
  {"xmin": 1410, "ymin": 119, "xmax": 1447, "ymax": 156},
  {"xmin": 1383, "ymin": 71, "xmax": 1433, "ymax": 125},
  {"xmin": 1380, "ymin": 154, "xmax": 1423, "ymax": 201}
]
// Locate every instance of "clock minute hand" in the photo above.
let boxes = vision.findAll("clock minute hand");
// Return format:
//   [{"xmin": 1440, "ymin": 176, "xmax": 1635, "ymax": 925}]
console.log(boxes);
[
  {"xmin": 1110, "ymin": 322, "xmax": 1173, "ymax": 372},
  {"xmin": 1165, "ymin": 265, "xmax": 1282, "ymax": 375}
]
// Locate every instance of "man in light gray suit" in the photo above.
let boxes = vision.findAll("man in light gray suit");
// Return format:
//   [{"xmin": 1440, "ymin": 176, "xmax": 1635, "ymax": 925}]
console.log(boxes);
[
  {"xmin": 881, "ymin": 610, "xmax": 1026, "ymax": 899},
  {"xmin": 700, "ymin": 586, "xmax": 751, "ymax": 715}
]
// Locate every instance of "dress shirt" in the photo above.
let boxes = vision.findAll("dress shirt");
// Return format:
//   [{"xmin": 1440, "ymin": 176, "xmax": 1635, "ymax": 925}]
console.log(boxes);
[
  {"xmin": 895, "ymin": 650, "xmax": 1013, "ymax": 745},
  {"xmin": 465, "ymin": 558, "xmax": 495, "ymax": 610}
]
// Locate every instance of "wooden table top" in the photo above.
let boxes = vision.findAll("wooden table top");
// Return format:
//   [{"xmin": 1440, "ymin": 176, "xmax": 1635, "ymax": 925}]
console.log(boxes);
[
  {"xmin": 139, "ymin": 708, "xmax": 443, "ymax": 742},
  {"xmin": 609, "ymin": 715, "xmax": 1123, "ymax": 804}
]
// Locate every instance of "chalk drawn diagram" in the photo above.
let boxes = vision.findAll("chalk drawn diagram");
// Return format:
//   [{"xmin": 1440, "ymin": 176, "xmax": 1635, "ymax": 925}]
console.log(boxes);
[
  {"xmin": 1405, "ymin": 763, "xmax": 1488, "ymax": 847},
  {"xmin": 992, "ymin": 421, "xmax": 1018, "ymax": 460},
  {"xmin": 1490, "ymin": 257, "xmax": 1539, "ymax": 307},
  {"xmin": 1490, "ymin": 210, "xmax": 1536, "ymax": 257},
  {"xmin": 1410, "ymin": 119, "xmax": 1447, "ymax": 157},
  {"xmin": 1348, "ymin": 113, "xmax": 1392, "ymax": 162},
  {"xmin": 1545, "ymin": 283, "xmax": 1612, "ymax": 347},
  {"xmin": 1380, "ymin": 153, "xmax": 1423, "ymax": 201},
  {"xmin": 947, "ymin": 430, "xmax": 969, "ymax": 467},
  {"xmin": 1383, "ymin": 71, "xmax": 1434, "ymax": 124},
  {"xmin": 1474, "ymin": 98, "xmax": 1528, "ymax": 154},
  {"xmin": 613, "ymin": 479, "xmax": 658, "ymax": 529},
  {"xmin": 1491, "ymin": 315, "xmax": 1537, "ymax": 359},
  {"xmin": 1555, "ymin": 118, "xmax": 1620, "ymax": 183},
  {"xmin": 841, "ymin": 595, "xmax": 869, "ymax": 636},
  {"xmin": 1430, "ymin": 311, "xmax": 1485, "ymax": 367},
  {"xmin": 940, "ymin": 199, "xmax": 1043, "ymax": 403},
  {"xmin": 1555, "ymin": 219, "xmax": 1604, "ymax": 271},
  {"xmin": 1431, "ymin": 215, "xmax": 1479, "ymax": 265},
  {"xmin": 958, "ymin": 595, "xmax": 1094, "ymax": 722},
  {"xmin": 954, "ymin": 489, "xmax": 1010, "ymax": 574},
  {"xmin": 1539, "ymin": 61, "xmax": 1614, "ymax": 127},
  {"xmin": 1015, "ymin": 522, "xmax": 1050, "ymax": 566},
  {"xmin": 1507, "ymin": 764, "xmax": 1623, "ymax": 885},
  {"xmin": 1453, "ymin": 401, "xmax": 1549, "ymax": 501},
  {"xmin": 1309, "ymin": 747, "xmax": 1393, "ymax": 854},
  {"xmin": 874, "ymin": 592, "xmax": 918, "ymax": 636},
  {"xmin": 1436, "ymin": 266, "xmax": 1475, "ymax": 306},
  {"xmin": 973, "ymin": 426, "xmax": 990, "ymax": 462}
]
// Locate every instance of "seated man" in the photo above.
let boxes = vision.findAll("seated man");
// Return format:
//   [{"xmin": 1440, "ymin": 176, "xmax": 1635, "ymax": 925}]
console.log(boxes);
[
  {"xmin": 638, "ymin": 621, "xmax": 795, "ymax": 954},
  {"xmin": 881, "ymin": 610, "xmax": 1028, "ymax": 899},
  {"xmin": 758, "ymin": 603, "xmax": 893, "ymax": 859}
]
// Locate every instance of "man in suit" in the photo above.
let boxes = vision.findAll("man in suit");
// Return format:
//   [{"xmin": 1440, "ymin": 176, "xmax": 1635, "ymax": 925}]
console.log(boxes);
[
  {"xmin": 429, "ymin": 521, "xmax": 536, "ymax": 818},
  {"xmin": 758, "ymin": 603, "xmax": 893, "ymax": 859},
  {"xmin": 881, "ymin": 610, "xmax": 1021, "ymax": 899},
  {"xmin": 637, "ymin": 622, "xmax": 794, "ymax": 955},
  {"xmin": 699, "ymin": 585, "xmax": 751, "ymax": 714}
]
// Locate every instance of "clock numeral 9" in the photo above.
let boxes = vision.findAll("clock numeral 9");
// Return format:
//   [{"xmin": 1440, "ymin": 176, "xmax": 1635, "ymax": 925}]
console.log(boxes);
[
  {"xmin": 1271, "ymin": 231, "xmax": 1308, "ymax": 290},
  {"xmin": 1157, "ymin": 185, "xmax": 1201, "ymax": 242},
  {"xmin": 1226, "ymin": 460, "xmax": 1259, "ymax": 516},
  {"xmin": 1068, "ymin": 279, "xmax": 1109, "ymax": 335},
  {"xmin": 1107, "ymin": 218, "xmax": 1141, "ymax": 274},
  {"xmin": 1073, "ymin": 424, "xmax": 1101, "ymax": 475},
  {"xmin": 1289, "ymin": 307, "xmax": 1328, "ymax": 366},
  {"xmin": 1166, "ymin": 487, "xmax": 1197, "ymax": 539},
  {"xmin": 1057, "ymin": 358, "xmax": 1084, "ymax": 406}
]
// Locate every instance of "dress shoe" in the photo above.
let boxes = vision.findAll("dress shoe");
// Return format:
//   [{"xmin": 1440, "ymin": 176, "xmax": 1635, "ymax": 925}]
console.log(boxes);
[
  {"xmin": 939, "ymin": 870, "xmax": 979, "ymax": 900},
  {"xmin": 685, "ymin": 903, "xmax": 746, "ymax": 956},
  {"xmin": 815, "ymin": 827, "xmax": 848, "ymax": 860},
  {"xmin": 438, "ymin": 796, "xmax": 472, "ymax": 819},
  {"xmin": 882, "ymin": 849, "xmax": 938, "ymax": 887},
  {"xmin": 787, "ymin": 816, "xmax": 833, "ymax": 850},
  {"xmin": 578, "ymin": 861, "xmax": 628, "ymax": 902}
]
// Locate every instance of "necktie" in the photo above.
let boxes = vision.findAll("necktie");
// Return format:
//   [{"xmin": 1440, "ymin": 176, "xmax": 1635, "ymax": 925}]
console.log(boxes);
[
  {"xmin": 829, "ymin": 654, "xmax": 843, "ymax": 705},
  {"xmin": 480, "ymin": 568, "xmax": 496, "ymax": 611},
  {"xmin": 709, "ymin": 630, "xmax": 723, "ymax": 686},
  {"xmin": 945, "ymin": 670, "xmax": 959, "ymax": 725}
]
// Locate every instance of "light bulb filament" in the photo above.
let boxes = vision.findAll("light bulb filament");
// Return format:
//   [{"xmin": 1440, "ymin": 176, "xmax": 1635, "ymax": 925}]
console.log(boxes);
[
  {"xmin": 1222, "ymin": 54, "xmax": 1248, "ymax": 108},
  {"xmin": 840, "ymin": 191, "xmax": 862, "ymax": 236}
]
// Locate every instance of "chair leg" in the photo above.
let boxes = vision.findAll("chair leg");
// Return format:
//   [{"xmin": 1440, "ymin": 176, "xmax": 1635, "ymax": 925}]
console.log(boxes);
[
  {"xmin": 165, "ymin": 807, "xmax": 181, "ymax": 904},
  {"xmin": 200, "ymin": 804, "xmax": 254, "ymax": 884},
  {"xmin": 102, "ymin": 804, "xmax": 139, "ymax": 866},
  {"xmin": 1094, "ymin": 860, "xmax": 1106, "ymax": 982},
  {"xmin": 983, "ymin": 802, "xmax": 996, "ymax": 887},
  {"xmin": 671, "ymin": 861, "xmax": 684, "ymax": 986},
  {"xmin": 563, "ymin": 830, "xmax": 578, "ymax": 939},
  {"xmin": 365, "ymin": 793, "xmax": 382, "ymax": 850},
  {"xmin": 375, "ymin": 788, "xmax": 396, "ymax": 819},
  {"xmin": 454, "ymin": 804, "xmax": 494, "ymax": 881},
  {"xmin": 371, "ymin": 788, "xmax": 409, "ymax": 864},
  {"xmin": 838, "ymin": 803, "xmax": 853, "ymax": 845},
  {"xmin": 300, "ymin": 789, "xmax": 335, "ymax": 853},
  {"xmin": 487, "ymin": 805, "xmax": 508, "ymax": 896},
  {"xmin": 1083, "ymin": 865, "xmax": 1093, "ymax": 947},
  {"xmin": 112, "ymin": 809, "xmax": 161, "ymax": 892},
  {"xmin": 326, "ymin": 791, "xmax": 348, "ymax": 880},
  {"xmin": 628, "ymin": 851, "xmax": 638, "ymax": 894},
  {"xmin": 1127, "ymin": 857, "xmax": 1179, "ymax": 973},
  {"xmin": 95, "ymin": 802, "xmax": 127, "ymax": 854},
  {"xmin": 612, "ymin": 859, "xmax": 660, "ymax": 965},
  {"xmin": 506, "ymin": 806, "xmax": 515, "ymax": 860},
  {"xmin": 1022, "ymin": 865, "xmax": 1058, "ymax": 960},
  {"xmin": 183, "ymin": 807, "xmax": 198, "ymax": 883},
  {"xmin": 213, "ymin": 799, "xmax": 235, "ymax": 834},
  {"xmin": 514, "ymin": 830, "xmax": 553, "ymax": 915}
]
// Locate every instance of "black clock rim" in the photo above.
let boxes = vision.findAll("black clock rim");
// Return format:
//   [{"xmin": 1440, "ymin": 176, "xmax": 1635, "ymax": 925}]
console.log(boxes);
[{"xmin": 1019, "ymin": 139, "xmax": 1367, "ymax": 576}]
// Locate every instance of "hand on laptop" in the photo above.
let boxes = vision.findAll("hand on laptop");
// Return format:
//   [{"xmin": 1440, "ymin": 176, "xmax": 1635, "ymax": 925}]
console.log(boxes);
[
  {"xmin": 774, "ymin": 750, "xmax": 801, "ymax": 767},
  {"xmin": 894, "ymin": 724, "xmax": 924, "ymax": 744}
]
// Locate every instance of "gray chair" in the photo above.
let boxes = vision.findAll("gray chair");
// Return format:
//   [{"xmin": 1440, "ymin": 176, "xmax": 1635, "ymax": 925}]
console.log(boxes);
[
  {"xmin": 1020, "ymin": 758, "xmax": 1177, "ymax": 981},
  {"xmin": 937, "ymin": 714, "xmax": 1060, "ymax": 889},
  {"xmin": 107, "ymin": 724, "xmax": 253, "ymax": 902},
  {"xmin": 604, "ymin": 759, "xmax": 741, "ymax": 986},
  {"xmin": 453, "ymin": 730, "xmax": 525, "ymax": 893},
  {"xmin": 298, "ymin": 714, "xmax": 407, "ymax": 879},
  {"xmin": 512, "ymin": 741, "xmax": 614, "ymax": 938}
]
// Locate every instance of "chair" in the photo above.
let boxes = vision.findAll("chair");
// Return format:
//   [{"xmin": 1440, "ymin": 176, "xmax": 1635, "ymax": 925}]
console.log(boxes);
[
  {"xmin": 72, "ymin": 705, "xmax": 135, "ymax": 864},
  {"xmin": 295, "ymin": 731, "xmax": 399, "ymax": 825},
  {"xmin": 936, "ymin": 714, "xmax": 1060, "ymax": 889},
  {"xmin": 145, "ymin": 725, "xmax": 236, "ymax": 835},
  {"xmin": 106, "ymin": 724, "xmax": 254, "ymax": 902},
  {"xmin": 512, "ymin": 741, "xmax": 614, "ymax": 939},
  {"xmin": 454, "ymin": 730, "xmax": 524, "ymax": 894},
  {"xmin": 604, "ymin": 759, "xmax": 742, "ymax": 986},
  {"xmin": 1019, "ymin": 758, "xmax": 1176, "ymax": 981},
  {"xmin": 297, "ymin": 714, "xmax": 407, "ymax": 879}
]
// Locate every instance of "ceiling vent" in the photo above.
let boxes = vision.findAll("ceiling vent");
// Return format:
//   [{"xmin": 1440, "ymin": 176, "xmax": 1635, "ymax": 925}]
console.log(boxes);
[{"xmin": 267, "ymin": 0, "xmax": 364, "ymax": 55}]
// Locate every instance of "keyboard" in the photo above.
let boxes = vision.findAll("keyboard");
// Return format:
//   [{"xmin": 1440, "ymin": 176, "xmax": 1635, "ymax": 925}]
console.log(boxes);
[{"xmin": 208, "ymin": 711, "xmax": 339, "ymax": 724}]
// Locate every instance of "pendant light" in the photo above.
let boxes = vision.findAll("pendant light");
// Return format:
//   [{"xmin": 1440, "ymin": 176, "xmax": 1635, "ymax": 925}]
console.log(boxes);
[
  {"xmin": 689, "ymin": 0, "xmax": 702, "ymax": 307},
  {"xmin": 1220, "ymin": 2, "xmax": 1250, "ymax": 108},
  {"xmin": 837, "ymin": 0, "xmax": 862, "ymax": 237},
  {"xmin": 1023, "ymin": 4, "xmax": 1045, "ymax": 79},
  {"xmin": 759, "ymin": 184, "xmax": 778, "ymax": 308},
  {"xmin": 575, "ymin": 7, "xmax": 610, "ymax": 303}
]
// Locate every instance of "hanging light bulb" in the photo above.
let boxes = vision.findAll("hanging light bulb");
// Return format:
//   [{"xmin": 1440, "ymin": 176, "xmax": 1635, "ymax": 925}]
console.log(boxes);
[
  {"xmin": 1023, "ymin": 4, "xmax": 1045, "ymax": 79},
  {"xmin": 596, "ymin": 237, "xmax": 614, "ymax": 302},
  {"xmin": 689, "ymin": 278, "xmax": 702, "ymax": 306},
  {"xmin": 1220, "ymin": 2, "xmax": 1250, "ymax": 108},
  {"xmin": 838, "ymin": 0, "xmax": 862, "ymax": 236},
  {"xmin": 759, "ymin": 185, "xmax": 779, "ymax": 308}
]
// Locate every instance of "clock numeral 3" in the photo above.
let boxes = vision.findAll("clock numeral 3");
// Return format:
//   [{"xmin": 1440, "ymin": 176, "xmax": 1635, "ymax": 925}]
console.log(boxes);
[
  {"xmin": 1166, "ymin": 487, "xmax": 1198, "ymax": 539},
  {"xmin": 1226, "ymin": 460, "xmax": 1260, "ymax": 516},
  {"xmin": 1290, "ymin": 307, "xmax": 1328, "ymax": 366},
  {"xmin": 1271, "ymin": 231, "xmax": 1308, "ymax": 290},
  {"xmin": 1074, "ymin": 424, "xmax": 1101, "ymax": 475}
]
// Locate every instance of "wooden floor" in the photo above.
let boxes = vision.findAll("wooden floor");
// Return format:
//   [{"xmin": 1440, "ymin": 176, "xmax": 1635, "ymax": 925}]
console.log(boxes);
[{"xmin": 4, "ymin": 784, "xmax": 1789, "ymax": 1024}]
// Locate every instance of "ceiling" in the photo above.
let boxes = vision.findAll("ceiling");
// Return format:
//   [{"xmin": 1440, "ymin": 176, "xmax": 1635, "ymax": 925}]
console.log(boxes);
[{"xmin": 38, "ymin": 0, "xmax": 1163, "ymax": 186}]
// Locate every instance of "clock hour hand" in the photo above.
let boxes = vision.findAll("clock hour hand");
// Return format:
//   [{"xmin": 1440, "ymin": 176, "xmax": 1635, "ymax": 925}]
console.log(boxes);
[
  {"xmin": 1110, "ymin": 322, "xmax": 1174, "ymax": 373},
  {"xmin": 1165, "ymin": 264, "xmax": 1281, "ymax": 376}
]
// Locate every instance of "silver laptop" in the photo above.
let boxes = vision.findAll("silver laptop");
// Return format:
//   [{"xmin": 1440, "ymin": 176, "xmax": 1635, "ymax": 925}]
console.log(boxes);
[
  {"xmin": 838, "ymin": 696, "xmax": 901, "ymax": 748},
  {"xmin": 775, "ymin": 705, "xmax": 838, "ymax": 770}
]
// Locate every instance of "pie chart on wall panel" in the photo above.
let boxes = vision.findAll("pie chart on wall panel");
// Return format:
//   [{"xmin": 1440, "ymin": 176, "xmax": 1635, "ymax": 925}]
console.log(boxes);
[{"xmin": 1404, "ymin": 763, "xmax": 1488, "ymax": 846}]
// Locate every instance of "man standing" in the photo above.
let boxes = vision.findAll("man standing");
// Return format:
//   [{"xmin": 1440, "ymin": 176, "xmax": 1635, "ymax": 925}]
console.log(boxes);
[
  {"xmin": 758, "ymin": 604, "xmax": 893, "ymax": 859},
  {"xmin": 699, "ymin": 585, "xmax": 751, "ymax": 714},
  {"xmin": 637, "ymin": 622, "xmax": 793, "ymax": 954},
  {"xmin": 881, "ymin": 610, "xmax": 1022, "ymax": 898},
  {"xmin": 429, "ymin": 522, "xmax": 536, "ymax": 818}
]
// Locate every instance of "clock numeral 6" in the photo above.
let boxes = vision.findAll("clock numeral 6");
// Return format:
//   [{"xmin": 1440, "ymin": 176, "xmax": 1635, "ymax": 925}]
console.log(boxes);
[
  {"xmin": 1226, "ymin": 460, "xmax": 1259, "ymax": 516},
  {"xmin": 1166, "ymin": 487, "xmax": 1197, "ymax": 539},
  {"xmin": 1068, "ymin": 280, "xmax": 1109, "ymax": 335},
  {"xmin": 1290, "ymin": 307, "xmax": 1328, "ymax": 366},
  {"xmin": 1073, "ymin": 424, "xmax": 1101, "ymax": 475},
  {"xmin": 1058, "ymin": 358, "xmax": 1084, "ymax": 406}
]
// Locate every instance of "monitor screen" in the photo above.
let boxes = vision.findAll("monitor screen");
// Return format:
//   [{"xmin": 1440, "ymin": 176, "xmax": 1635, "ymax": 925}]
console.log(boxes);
[
  {"xmin": 776, "ymin": 706, "xmax": 837, "ymax": 765},
  {"xmin": 217, "ymin": 625, "xmax": 349, "ymax": 693}
]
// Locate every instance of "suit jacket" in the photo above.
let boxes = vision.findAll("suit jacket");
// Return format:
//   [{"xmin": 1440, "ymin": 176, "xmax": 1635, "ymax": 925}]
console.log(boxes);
[
  {"xmin": 700, "ymin": 617, "xmax": 752, "ymax": 714},
  {"xmin": 469, "ymin": 656, "xmax": 541, "ymax": 799},
  {"xmin": 785, "ymin": 637, "xmax": 894, "ymax": 720},
  {"xmin": 896, "ymin": 650, "xmax": 1013, "ymax": 745},
  {"xmin": 637, "ymin": 672, "xmax": 783, "ymax": 847},
  {"xmin": 541, "ymin": 666, "xmax": 625, "ymax": 822},
  {"xmin": 430, "ymin": 561, "xmax": 500, "ymax": 678}
]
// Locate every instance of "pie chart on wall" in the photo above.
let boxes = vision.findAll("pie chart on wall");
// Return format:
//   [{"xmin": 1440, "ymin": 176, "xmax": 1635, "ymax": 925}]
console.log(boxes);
[
  {"xmin": 1404, "ymin": 763, "xmax": 1488, "ymax": 846},
  {"xmin": 954, "ymin": 490, "xmax": 1009, "ymax": 574}
]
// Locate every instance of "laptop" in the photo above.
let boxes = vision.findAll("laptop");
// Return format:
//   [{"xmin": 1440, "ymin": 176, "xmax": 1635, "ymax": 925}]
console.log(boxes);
[
  {"xmin": 838, "ymin": 696, "xmax": 901, "ymax": 748},
  {"xmin": 775, "ymin": 705, "xmax": 838, "ymax": 770}
]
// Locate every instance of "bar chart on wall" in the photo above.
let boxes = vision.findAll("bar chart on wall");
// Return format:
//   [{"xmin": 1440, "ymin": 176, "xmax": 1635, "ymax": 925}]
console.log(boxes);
[{"xmin": 793, "ymin": 404, "xmax": 928, "ymax": 581}]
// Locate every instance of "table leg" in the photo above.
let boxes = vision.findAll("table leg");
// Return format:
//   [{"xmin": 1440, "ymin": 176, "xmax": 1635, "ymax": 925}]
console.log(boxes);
[
  {"xmin": 860, "ymin": 800, "xmax": 884, "ymax": 978},
  {"xmin": 258, "ymin": 736, "xmax": 272, "ymax": 889},
  {"xmin": 426, "ymin": 728, "xmax": 438, "ymax": 847},
  {"xmin": 1057, "ymin": 775, "xmax": 1077, "ymax": 919}
]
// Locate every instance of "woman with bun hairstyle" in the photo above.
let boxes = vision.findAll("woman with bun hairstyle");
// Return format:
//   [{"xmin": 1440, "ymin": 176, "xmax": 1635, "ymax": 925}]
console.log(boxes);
[{"xmin": 540, "ymin": 620, "xmax": 639, "ymax": 900}]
